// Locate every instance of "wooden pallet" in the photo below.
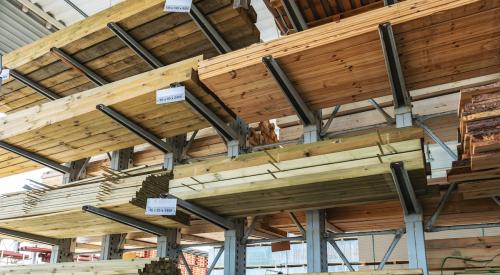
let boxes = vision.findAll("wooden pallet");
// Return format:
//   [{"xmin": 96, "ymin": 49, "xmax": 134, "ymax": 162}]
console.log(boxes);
[
  {"xmin": 265, "ymin": 0, "xmax": 385, "ymax": 33},
  {"xmin": 0, "ymin": 57, "xmax": 232, "ymax": 178},
  {"xmin": 199, "ymin": 0, "xmax": 500, "ymax": 123},
  {"xmin": 0, "ymin": 0, "xmax": 259, "ymax": 114}
]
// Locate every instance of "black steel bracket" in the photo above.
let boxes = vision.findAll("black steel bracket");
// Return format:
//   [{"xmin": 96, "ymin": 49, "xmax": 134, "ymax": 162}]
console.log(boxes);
[
  {"xmin": 0, "ymin": 141, "xmax": 70, "ymax": 174},
  {"xmin": 163, "ymin": 194, "xmax": 234, "ymax": 230},
  {"xmin": 51, "ymin": 47, "xmax": 108, "ymax": 86},
  {"xmin": 390, "ymin": 161, "xmax": 421, "ymax": 215},
  {"xmin": 82, "ymin": 205, "xmax": 172, "ymax": 236},
  {"xmin": 189, "ymin": 4, "xmax": 231, "ymax": 54},
  {"xmin": 96, "ymin": 104, "xmax": 173, "ymax": 153},
  {"xmin": 263, "ymin": 55, "xmax": 316, "ymax": 125}
]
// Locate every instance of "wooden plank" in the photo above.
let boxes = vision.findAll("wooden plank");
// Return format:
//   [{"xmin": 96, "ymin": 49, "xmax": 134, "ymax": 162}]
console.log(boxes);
[
  {"xmin": 199, "ymin": 0, "xmax": 500, "ymax": 123},
  {"xmin": 0, "ymin": 57, "xmax": 233, "ymax": 178},
  {"xmin": 1, "ymin": 0, "xmax": 259, "ymax": 113}
]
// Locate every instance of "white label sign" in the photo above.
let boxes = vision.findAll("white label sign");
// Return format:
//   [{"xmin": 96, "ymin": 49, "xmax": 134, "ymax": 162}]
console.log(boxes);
[
  {"xmin": 145, "ymin": 198, "xmax": 177, "ymax": 216},
  {"xmin": 0, "ymin": 69, "xmax": 10, "ymax": 82},
  {"xmin": 164, "ymin": 0, "xmax": 192, "ymax": 13},
  {"xmin": 156, "ymin": 86, "xmax": 185, "ymax": 105}
]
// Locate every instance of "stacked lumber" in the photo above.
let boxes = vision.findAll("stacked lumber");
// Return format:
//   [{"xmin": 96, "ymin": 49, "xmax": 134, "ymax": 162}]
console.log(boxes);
[
  {"xmin": 199, "ymin": 0, "xmax": 500, "ymax": 123},
  {"xmin": 458, "ymin": 82, "xmax": 500, "ymax": 171},
  {"xmin": 0, "ymin": 57, "xmax": 232, "ymax": 178},
  {"xmin": 1, "ymin": 0, "xmax": 259, "ymax": 113},
  {"xmin": 265, "ymin": 0, "xmax": 384, "ymax": 32},
  {"xmin": 0, "ymin": 170, "xmax": 189, "ymax": 238},
  {"xmin": 0, "ymin": 258, "xmax": 181, "ymax": 275},
  {"xmin": 170, "ymin": 127, "xmax": 432, "ymax": 216},
  {"xmin": 426, "ymin": 236, "xmax": 500, "ymax": 271},
  {"xmin": 448, "ymin": 82, "xmax": 500, "ymax": 199},
  {"xmin": 249, "ymin": 121, "xmax": 279, "ymax": 146},
  {"xmin": 0, "ymin": 127, "xmax": 429, "ymax": 237}
]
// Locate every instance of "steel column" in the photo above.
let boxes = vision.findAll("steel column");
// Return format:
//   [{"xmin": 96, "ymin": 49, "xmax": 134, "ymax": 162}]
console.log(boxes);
[
  {"xmin": 227, "ymin": 116, "xmax": 248, "ymax": 157},
  {"xmin": 224, "ymin": 218, "xmax": 246, "ymax": 275},
  {"xmin": 50, "ymin": 238, "xmax": 76, "ymax": 263},
  {"xmin": 100, "ymin": 233, "xmax": 126, "ymax": 260},
  {"xmin": 107, "ymin": 22, "xmax": 163, "ymax": 69},
  {"xmin": 0, "ymin": 141, "xmax": 70, "ymax": 174},
  {"xmin": 110, "ymin": 147, "xmax": 134, "ymax": 171},
  {"xmin": 51, "ymin": 47, "xmax": 108, "ymax": 86},
  {"xmin": 405, "ymin": 214, "xmax": 428, "ymax": 274},
  {"xmin": 164, "ymin": 134, "xmax": 188, "ymax": 170},
  {"xmin": 96, "ymin": 104, "xmax": 173, "ymax": 153},
  {"xmin": 9, "ymin": 70, "xmax": 61, "ymax": 100},
  {"xmin": 157, "ymin": 228, "xmax": 181, "ymax": 261},
  {"xmin": 390, "ymin": 162, "xmax": 428, "ymax": 275},
  {"xmin": 328, "ymin": 239, "xmax": 354, "ymax": 271},
  {"xmin": 189, "ymin": 4, "xmax": 232, "ymax": 54},
  {"xmin": 378, "ymin": 23, "xmax": 412, "ymax": 128},
  {"xmin": 82, "ymin": 206, "xmax": 171, "ymax": 236},
  {"xmin": 282, "ymin": 0, "xmax": 308, "ymax": 32},
  {"xmin": 306, "ymin": 210, "xmax": 328, "ymax": 272},
  {"xmin": 63, "ymin": 157, "xmax": 89, "ymax": 184}
]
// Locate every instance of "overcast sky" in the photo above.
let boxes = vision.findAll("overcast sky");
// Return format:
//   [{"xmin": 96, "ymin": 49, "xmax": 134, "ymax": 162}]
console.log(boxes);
[{"xmin": 0, "ymin": 169, "xmax": 48, "ymax": 195}]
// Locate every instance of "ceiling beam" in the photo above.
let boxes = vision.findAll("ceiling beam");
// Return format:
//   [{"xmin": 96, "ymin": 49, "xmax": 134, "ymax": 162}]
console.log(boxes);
[{"xmin": 15, "ymin": 0, "xmax": 65, "ymax": 30}]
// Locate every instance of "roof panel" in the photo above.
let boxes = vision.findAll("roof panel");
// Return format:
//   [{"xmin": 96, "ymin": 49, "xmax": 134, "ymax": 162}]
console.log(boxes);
[{"xmin": 0, "ymin": 1, "xmax": 51, "ymax": 55}]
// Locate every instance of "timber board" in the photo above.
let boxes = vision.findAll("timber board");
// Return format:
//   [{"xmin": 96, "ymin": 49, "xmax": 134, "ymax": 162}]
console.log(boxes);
[
  {"xmin": 0, "ymin": 57, "xmax": 233, "ymax": 178},
  {"xmin": 1, "ymin": 0, "xmax": 260, "ymax": 113},
  {"xmin": 199, "ymin": 0, "xmax": 500, "ymax": 123}
]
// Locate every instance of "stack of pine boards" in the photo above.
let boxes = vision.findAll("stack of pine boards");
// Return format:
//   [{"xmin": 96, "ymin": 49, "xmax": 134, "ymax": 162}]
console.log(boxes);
[
  {"xmin": 448, "ymin": 82, "xmax": 500, "ymax": 200},
  {"xmin": 198, "ymin": 0, "xmax": 500, "ymax": 123},
  {"xmin": 265, "ymin": 0, "xmax": 384, "ymax": 32},
  {"xmin": 169, "ymin": 127, "xmax": 433, "ymax": 216},
  {"xmin": 0, "ymin": 170, "xmax": 188, "ymax": 238},
  {"xmin": 0, "ymin": 57, "xmax": 232, "ymax": 178},
  {"xmin": 0, "ymin": 258, "xmax": 180, "ymax": 275},
  {"xmin": 0, "ymin": 127, "xmax": 430, "ymax": 237},
  {"xmin": 1, "ymin": 0, "xmax": 259, "ymax": 113}
]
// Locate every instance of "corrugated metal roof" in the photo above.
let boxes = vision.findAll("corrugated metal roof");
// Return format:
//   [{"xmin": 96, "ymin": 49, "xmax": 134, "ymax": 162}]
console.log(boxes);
[
  {"xmin": 1, "ymin": 0, "xmax": 278, "ymax": 56},
  {"xmin": 30, "ymin": 0, "xmax": 123, "ymax": 26},
  {"xmin": 0, "ymin": 0, "xmax": 52, "ymax": 54}
]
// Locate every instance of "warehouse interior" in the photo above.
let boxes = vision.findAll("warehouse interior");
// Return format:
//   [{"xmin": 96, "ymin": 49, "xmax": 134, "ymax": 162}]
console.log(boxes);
[{"xmin": 0, "ymin": 0, "xmax": 499, "ymax": 274}]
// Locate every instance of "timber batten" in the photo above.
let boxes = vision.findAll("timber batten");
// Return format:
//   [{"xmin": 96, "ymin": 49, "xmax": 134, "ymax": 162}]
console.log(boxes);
[
  {"xmin": 0, "ymin": 57, "xmax": 232, "ymax": 178},
  {"xmin": 198, "ymin": 0, "xmax": 500, "ymax": 122},
  {"xmin": 0, "ymin": 127, "xmax": 431, "ymax": 238},
  {"xmin": 1, "ymin": 0, "xmax": 259, "ymax": 113}
]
